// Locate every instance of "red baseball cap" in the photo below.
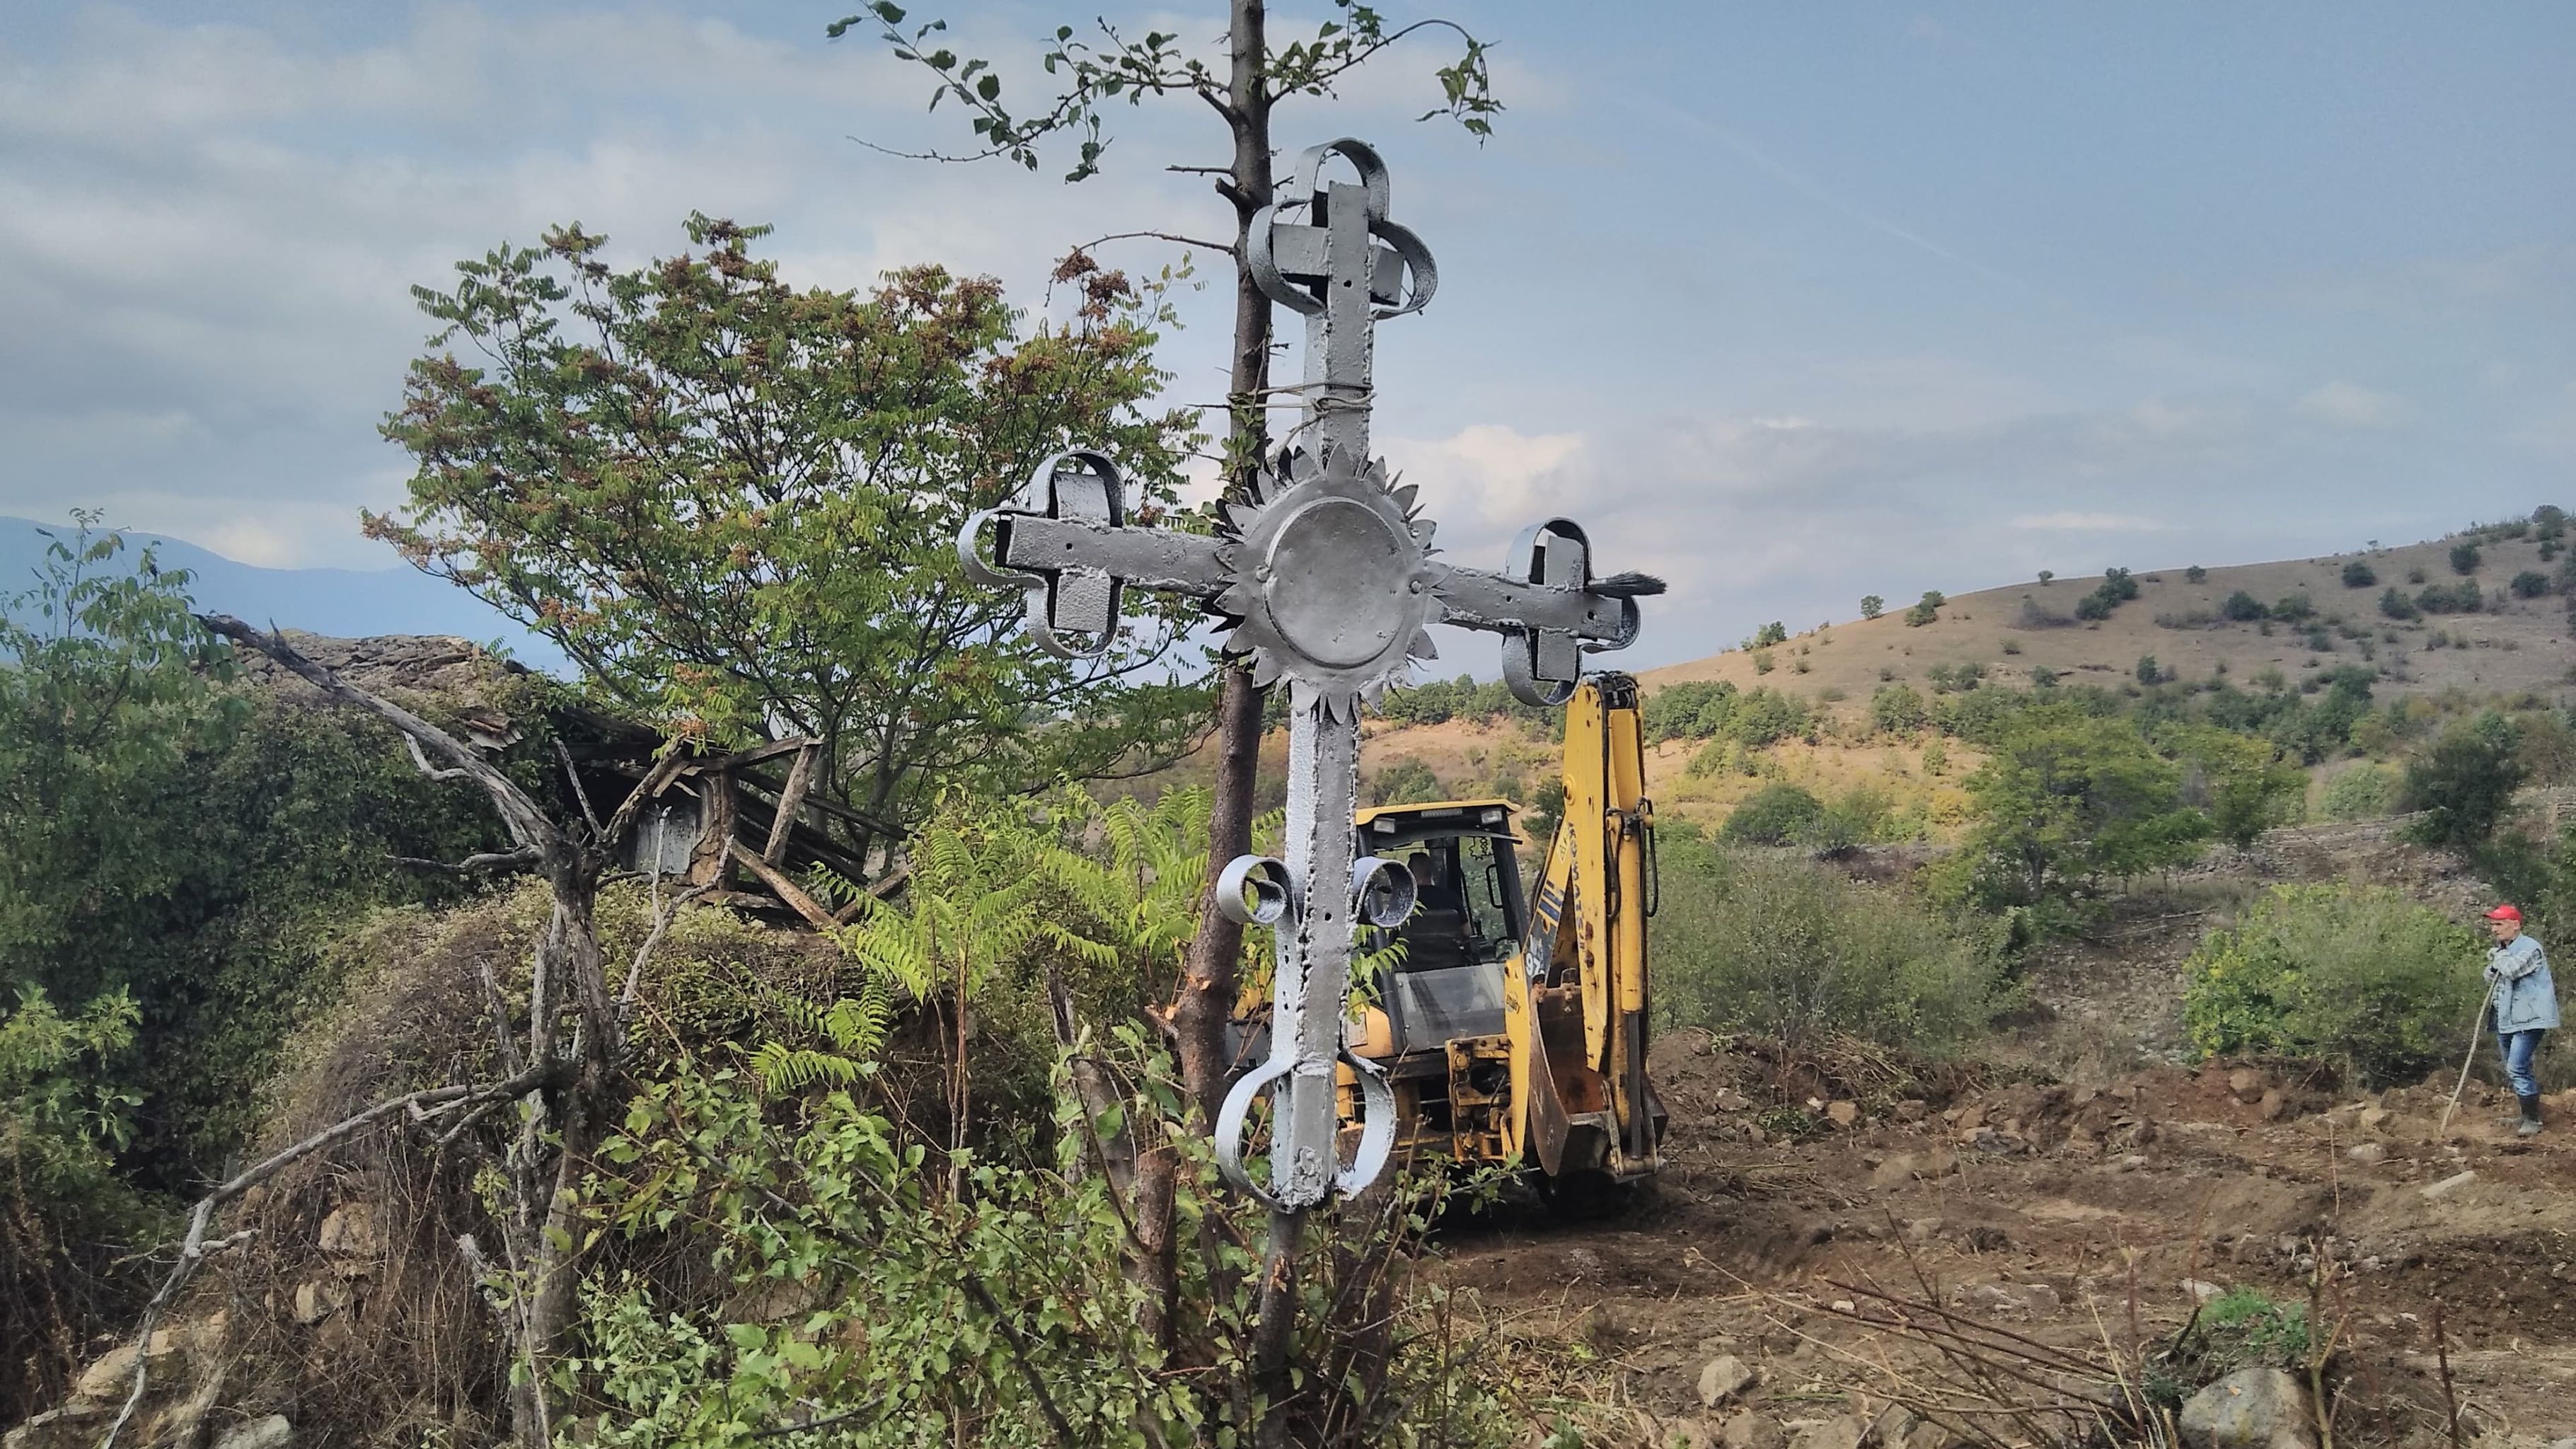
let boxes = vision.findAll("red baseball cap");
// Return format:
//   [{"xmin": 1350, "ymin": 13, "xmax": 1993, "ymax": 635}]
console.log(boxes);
[{"xmin": 2485, "ymin": 904, "xmax": 2523, "ymax": 923}]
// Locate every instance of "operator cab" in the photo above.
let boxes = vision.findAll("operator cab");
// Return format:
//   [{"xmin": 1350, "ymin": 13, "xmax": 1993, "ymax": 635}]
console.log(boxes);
[{"xmin": 1351, "ymin": 799, "xmax": 1526, "ymax": 1060}]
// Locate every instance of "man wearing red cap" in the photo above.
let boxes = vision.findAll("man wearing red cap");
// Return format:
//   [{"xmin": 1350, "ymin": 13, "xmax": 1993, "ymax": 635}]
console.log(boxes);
[{"xmin": 2484, "ymin": 904, "xmax": 2557, "ymax": 1137}]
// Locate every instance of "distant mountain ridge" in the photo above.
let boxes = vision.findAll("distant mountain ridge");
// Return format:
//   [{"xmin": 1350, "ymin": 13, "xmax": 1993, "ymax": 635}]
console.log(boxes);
[{"xmin": 0, "ymin": 516, "xmax": 566, "ymax": 673}]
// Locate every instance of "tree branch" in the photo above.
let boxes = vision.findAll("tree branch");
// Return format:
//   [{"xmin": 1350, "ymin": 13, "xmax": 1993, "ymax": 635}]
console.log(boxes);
[
  {"xmin": 391, "ymin": 848, "xmax": 543, "ymax": 875},
  {"xmin": 1073, "ymin": 229, "xmax": 1239, "ymax": 258},
  {"xmin": 99, "ymin": 1063, "xmax": 561, "ymax": 1449},
  {"xmin": 200, "ymin": 616, "xmax": 572, "ymax": 870}
]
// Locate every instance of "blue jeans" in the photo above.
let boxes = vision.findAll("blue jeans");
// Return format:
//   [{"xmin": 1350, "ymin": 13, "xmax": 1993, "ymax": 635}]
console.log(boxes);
[{"xmin": 2497, "ymin": 1029, "xmax": 2546, "ymax": 1099}]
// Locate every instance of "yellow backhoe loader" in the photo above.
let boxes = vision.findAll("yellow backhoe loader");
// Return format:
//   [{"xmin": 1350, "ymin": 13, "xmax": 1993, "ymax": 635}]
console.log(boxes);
[{"xmin": 1335, "ymin": 671, "xmax": 1665, "ymax": 1197}]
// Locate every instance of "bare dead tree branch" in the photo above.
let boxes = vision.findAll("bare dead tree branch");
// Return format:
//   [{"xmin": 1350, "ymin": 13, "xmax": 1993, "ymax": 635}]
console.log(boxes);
[
  {"xmin": 392, "ymin": 848, "xmax": 543, "ymax": 874},
  {"xmin": 405, "ymin": 734, "xmax": 473, "ymax": 782},
  {"xmin": 99, "ymin": 1066, "xmax": 558, "ymax": 1449},
  {"xmin": 202, "ymin": 616, "xmax": 573, "ymax": 870},
  {"xmin": 1073, "ymin": 229, "xmax": 1240, "ymax": 256},
  {"xmin": 555, "ymin": 738, "xmax": 604, "ymax": 835}
]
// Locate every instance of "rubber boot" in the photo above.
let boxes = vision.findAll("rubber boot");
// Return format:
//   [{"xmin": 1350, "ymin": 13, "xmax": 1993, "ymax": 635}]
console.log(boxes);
[{"xmin": 2517, "ymin": 1094, "xmax": 2543, "ymax": 1137}]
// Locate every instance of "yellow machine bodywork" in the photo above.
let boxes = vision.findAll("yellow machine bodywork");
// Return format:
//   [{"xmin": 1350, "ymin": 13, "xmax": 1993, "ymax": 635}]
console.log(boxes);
[{"xmin": 1336, "ymin": 673, "xmax": 1665, "ymax": 1188}]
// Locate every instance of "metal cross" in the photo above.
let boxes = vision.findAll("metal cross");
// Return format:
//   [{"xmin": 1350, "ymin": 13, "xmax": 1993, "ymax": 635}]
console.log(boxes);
[{"xmin": 960, "ymin": 138, "xmax": 1656, "ymax": 1210}]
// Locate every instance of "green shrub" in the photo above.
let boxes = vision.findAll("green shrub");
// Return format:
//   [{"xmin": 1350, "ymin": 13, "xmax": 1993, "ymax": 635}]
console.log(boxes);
[
  {"xmin": 2402, "ymin": 711, "xmax": 2526, "ymax": 849},
  {"xmin": 2270, "ymin": 592, "xmax": 2314, "ymax": 623},
  {"xmin": 2451, "ymin": 541, "xmax": 2481, "ymax": 575},
  {"xmin": 2136, "ymin": 654, "xmax": 2161, "ymax": 686},
  {"xmin": 1871, "ymin": 683, "xmax": 1929, "ymax": 735},
  {"xmin": 1753, "ymin": 620, "xmax": 1788, "ymax": 647},
  {"xmin": 2181, "ymin": 884, "xmax": 2480, "ymax": 1085},
  {"xmin": 2222, "ymin": 591, "xmax": 2268, "ymax": 622},
  {"xmin": 2341, "ymin": 561, "xmax": 2376, "ymax": 589},
  {"xmin": 2378, "ymin": 587, "xmax": 2419, "ymax": 621},
  {"xmin": 2185, "ymin": 565, "xmax": 2208, "ymax": 584},
  {"xmin": 1904, "ymin": 591, "xmax": 1944, "ymax": 627},
  {"xmin": 1860, "ymin": 594, "xmax": 1885, "ymax": 620},
  {"xmin": 1652, "ymin": 841, "xmax": 2009, "ymax": 1056},
  {"xmin": 1365, "ymin": 758, "xmax": 1443, "ymax": 807},
  {"xmin": 1719, "ymin": 784, "xmax": 1825, "ymax": 845},
  {"xmin": 2318, "ymin": 764, "xmax": 2398, "ymax": 821},
  {"xmin": 2415, "ymin": 581, "xmax": 2482, "ymax": 614},
  {"xmin": 2512, "ymin": 570, "xmax": 2550, "ymax": 599}
]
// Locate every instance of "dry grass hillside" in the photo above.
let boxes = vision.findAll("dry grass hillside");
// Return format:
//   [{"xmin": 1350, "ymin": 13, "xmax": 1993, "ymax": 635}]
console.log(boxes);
[
  {"xmin": 1643, "ymin": 528, "xmax": 2574, "ymax": 707},
  {"xmin": 1333, "ymin": 522, "xmax": 2574, "ymax": 834}
]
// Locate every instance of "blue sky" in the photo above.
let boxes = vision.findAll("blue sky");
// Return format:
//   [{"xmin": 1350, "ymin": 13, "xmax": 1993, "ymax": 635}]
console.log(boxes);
[{"xmin": 4, "ymin": 2, "xmax": 2570, "ymax": 669}]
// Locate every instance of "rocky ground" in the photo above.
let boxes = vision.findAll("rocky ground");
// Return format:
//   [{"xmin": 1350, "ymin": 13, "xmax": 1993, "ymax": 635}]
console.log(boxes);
[{"xmin": 1440, "ymin": 819, "xmax": 2576, "ymax": 1449}]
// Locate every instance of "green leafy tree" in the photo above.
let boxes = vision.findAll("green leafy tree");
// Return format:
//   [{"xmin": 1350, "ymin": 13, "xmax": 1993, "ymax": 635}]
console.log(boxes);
[
  {"xmin": 1903, "ymin": 591, "xmax": 1944, "ymax": 627},
  {"xmin": 2402, "ymin": 710, "xmax": 2526, "ymax": 850},
  {"xmin": 0, "ymin": 521, "xmax": 246, "ymax": 1008},
  {"xmin": 2161, "ymin": 724, "xmax": 2305, "ymax": 848},
  {"xmin": 1859, "ymin": 594, "xmax": 1885, "ymax": 620},
  {"xmin": 2450, "ymin": 541, "xmax": 2481, "ymax": 575},
  {"xmin": 2135, "ymin": 654, "xmax": 2161, "ymax": 686},
  {"xmin": 1752, "ymin": 620, "xmax": 1787, "ymax": 648},
  {"xmin": 371, "ymin": 219, "xmax": 1202, "ymax": 872},
  {"xmin": 1937, "ymin": 706, "xmax": 2212, "ymax": 919}
]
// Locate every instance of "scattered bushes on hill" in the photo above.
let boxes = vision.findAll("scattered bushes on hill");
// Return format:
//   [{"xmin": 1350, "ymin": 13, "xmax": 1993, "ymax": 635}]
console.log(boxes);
[
  {"xmin": 1643, "ymin": 681, "xmax": 1813, "ymax": 749},
  {"xmin": 1652, "ymin": 837, "xmax": 2011, "ymax": 1056},
  {"xmin": 2073, "ymin": 567, "xmax": 2142, "ymax": 622},
  {"xmin": 2181, "ymin": 884, "xmax": 2480, "ymax": 1085}
]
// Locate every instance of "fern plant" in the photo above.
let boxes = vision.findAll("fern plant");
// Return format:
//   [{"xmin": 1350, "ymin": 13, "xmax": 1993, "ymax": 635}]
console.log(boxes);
[{"xmin": 746, "ymin": 979, "xmax": 896, "ymax": 1093}]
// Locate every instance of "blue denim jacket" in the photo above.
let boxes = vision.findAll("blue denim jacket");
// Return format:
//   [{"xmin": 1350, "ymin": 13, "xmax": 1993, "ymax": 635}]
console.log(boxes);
[{"xmin": 2488, "ymin": 934, "xmax": 2561, "ymax": 1032}]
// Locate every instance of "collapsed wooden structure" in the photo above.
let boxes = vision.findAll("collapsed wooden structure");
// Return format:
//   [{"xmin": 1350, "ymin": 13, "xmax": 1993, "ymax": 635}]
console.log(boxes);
[
  {"xmin": 233, "ymin": 632, "xmax": 901, "ymax": 930},
  {"xmin": 577, "ymin": 731, "xmax": 906, "ymax": 928}
]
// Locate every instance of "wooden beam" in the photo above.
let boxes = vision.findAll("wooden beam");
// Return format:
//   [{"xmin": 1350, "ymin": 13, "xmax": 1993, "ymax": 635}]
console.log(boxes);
[
  {"xmin": 763, "ymin": 741, "xmax": 819, "ymax": 867},
  {"xmin": 728, "ymin": 840, "xmax": 838, "ymax": 931},
  {"xmin": 700, "ymin": 736, "xmax": 817, "ymax": 773}
]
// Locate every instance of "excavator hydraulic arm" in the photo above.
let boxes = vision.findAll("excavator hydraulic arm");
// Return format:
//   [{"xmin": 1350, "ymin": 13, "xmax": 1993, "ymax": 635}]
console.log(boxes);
[{"xmin": 1503, "ymin": 671, "xmax": 1665, "ymax": 1183}]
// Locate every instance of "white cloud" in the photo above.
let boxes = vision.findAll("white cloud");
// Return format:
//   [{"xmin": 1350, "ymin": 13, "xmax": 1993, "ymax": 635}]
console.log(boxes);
[
  {"xmin": 2008, "ymin": 512, "xmax": 2174, "ymax": 533},
  {"xmin": 2296, "ymin": 381, "xmax": 2410, "ymax": 429}
]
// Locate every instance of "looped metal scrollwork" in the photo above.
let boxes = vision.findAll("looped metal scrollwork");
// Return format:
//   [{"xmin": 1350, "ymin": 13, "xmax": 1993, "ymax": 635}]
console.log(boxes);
[
  {"xmin": 955, "ymin": 449, "xmax": 1131, "ymax": 661},
  {"xmin": 1248, "ymin": 136, "xmax": 1437, "ymax": 321}
]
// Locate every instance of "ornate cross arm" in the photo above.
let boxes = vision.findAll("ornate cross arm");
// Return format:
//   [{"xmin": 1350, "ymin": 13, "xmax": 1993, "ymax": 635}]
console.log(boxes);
[{"xmin": 1431, "ymin": 519, "xmax": 1665, "ymax": 707}]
